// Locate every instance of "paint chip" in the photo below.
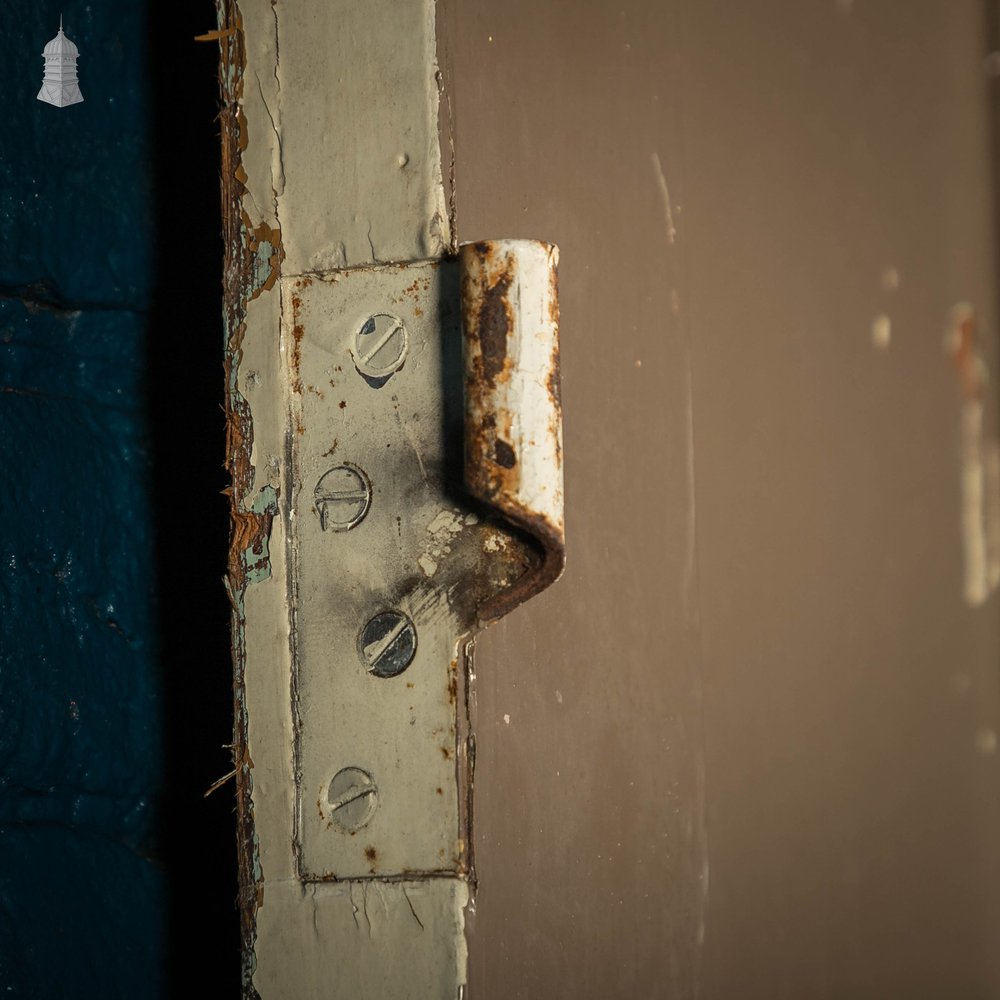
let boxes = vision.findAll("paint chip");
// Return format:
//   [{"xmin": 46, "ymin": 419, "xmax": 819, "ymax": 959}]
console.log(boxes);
[
  {"xmin": 946, "ymin": 304, "xmax": 1000, "ymax": 605},
  {"xmin": 871, "ymin": 314, "xmax": 891, "ymax": 351},
  {"xmin": 651, "ymin": 152, "xmax": 677, "ymax": 245},
  {"xmin": 880, "ymin": 267, "xmax": 900, "ymax": 291}
]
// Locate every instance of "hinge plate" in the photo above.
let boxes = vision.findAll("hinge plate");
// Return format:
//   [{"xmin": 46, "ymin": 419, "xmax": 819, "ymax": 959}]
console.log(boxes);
[{"xmin": 284, "ymin": 259, "xmax": 530, "ymax": 880}]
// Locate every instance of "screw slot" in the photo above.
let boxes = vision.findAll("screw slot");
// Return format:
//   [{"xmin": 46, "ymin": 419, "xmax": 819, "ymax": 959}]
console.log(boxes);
[
  {"xmin": 353, "ymin": 313, "xmax": 408, "ymax": 380},
  {"xmin": 359, "ymin": 610, "xmax": 417, "ymax": 678},
  {"xmin": 315, "ymin": 463, "xmax": 372, "ymax": 532},
  {"xmin": 326, "ymin": 767, "xmax": 378, "ymax": 832}
]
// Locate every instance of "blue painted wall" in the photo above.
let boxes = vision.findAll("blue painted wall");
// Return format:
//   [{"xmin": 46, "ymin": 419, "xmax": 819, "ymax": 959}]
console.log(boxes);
[
  {"xmin": 0, "ymin": 4, "xmax": 238, "ymax": 996},
  {"xmin": 0, "ymin": 6, "xmax": 164, "ymax": 997}
]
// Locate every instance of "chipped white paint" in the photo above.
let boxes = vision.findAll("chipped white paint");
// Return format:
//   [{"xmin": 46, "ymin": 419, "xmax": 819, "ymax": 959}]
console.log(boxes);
[
  {"xmin": 421, "ymin": 509, "xmax": 468, "ymax": 577},
  {"xmin": 961, "ymin": 398, "xmax": 990, "ymax": 605},
  {"xmin": 985, "ymin": 443, "xmax": 1000, "ymax": 594},
  {"xmin": 651, "ymin": 152, "xmax": 677, "ymax": 245},
  {"xmin": 880, "ymin": 266, "xmax": 900, "ymax": 291},
  {"xmin": 945, "ymin": 303, "xmax": 1000, "ymax": 607}
]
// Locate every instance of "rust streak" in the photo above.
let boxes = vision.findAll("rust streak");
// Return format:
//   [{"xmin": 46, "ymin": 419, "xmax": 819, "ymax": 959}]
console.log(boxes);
[{"xmin": 460, "ymin": 240, "xmax": 566, "ymax": 626}]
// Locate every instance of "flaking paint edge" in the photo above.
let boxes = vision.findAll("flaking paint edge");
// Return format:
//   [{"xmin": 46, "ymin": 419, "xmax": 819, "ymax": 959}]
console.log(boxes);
[{"xmin": 219, "ymin": 1, "xmax": 469, "ymax": 996}]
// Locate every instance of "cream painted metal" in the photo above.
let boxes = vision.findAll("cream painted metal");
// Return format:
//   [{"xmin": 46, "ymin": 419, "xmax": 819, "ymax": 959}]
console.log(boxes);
[
  {"xmin": 228, "ymin": 1, "xmax": 469, "ymax": 995},
  {"xmin": 462, "ymin": 241, "xmax": 563, "ymax": 539},
  {"xmin": 223, "ymin": 2, "xmax": 562, "ymax": 996},
  {"xmin": 461, "ymin": 240, "xmax": 565, "ymax": 623},
  {"xmin": 287, "ymin": 261, "xmax": 471, "ymax": 883},
  {"xmin": 287, "ymin": 249, "xmax": 562, "ymax": 885}
]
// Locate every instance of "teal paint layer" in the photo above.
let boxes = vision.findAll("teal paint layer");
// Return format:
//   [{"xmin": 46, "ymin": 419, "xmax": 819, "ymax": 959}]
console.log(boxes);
[
  {"xmin": 0, "ymin": 6, "xmax": 152, "ymax": 307},
  {"xmin": 0, "ymin": 3, "xmax": 166, "ymax": 997}
]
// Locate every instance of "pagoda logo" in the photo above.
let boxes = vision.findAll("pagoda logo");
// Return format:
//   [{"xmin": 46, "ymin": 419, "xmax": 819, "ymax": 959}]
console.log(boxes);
[{"xmin": 37, "ymin": 16, "xmax": 84, "ymax": 108}]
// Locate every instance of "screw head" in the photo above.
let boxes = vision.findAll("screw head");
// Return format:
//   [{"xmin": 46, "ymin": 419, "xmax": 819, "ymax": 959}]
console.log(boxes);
[
  {"xmin": 359, "ymin": 609, "xmax": 417, "ymax": 678},
  {"xmin": 315, "ymin": 463, "xmax": 372, "ymax": 531},
  {"xmin": 326, "ymin": 767, "xmax": 378, "ymax": 832},
  {"xmin": 353, "ymin": 313, "xmax": 408, "ymax": 380}
]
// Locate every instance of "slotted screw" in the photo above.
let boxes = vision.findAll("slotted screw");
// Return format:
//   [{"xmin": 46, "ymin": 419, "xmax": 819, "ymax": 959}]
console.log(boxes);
[
  {"xmin": 359, "ymin": 609, "xmax": 417, "ymax": 678},
  {"xmin": 326, "ymin": 767, "xmax": 378, "ymax": 832},
  {"xmin": 353, "ymin": 313, "xmax": 408, "ymax": 379},
  {"xmin": 315, "ymin": 463, "xmax": 372, "ymax": 531}
]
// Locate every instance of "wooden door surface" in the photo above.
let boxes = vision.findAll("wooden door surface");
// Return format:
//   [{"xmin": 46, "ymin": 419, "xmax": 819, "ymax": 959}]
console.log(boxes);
[{"xmin": 445, "ymin": 2, "xmax": 1000, "ymax": 998}]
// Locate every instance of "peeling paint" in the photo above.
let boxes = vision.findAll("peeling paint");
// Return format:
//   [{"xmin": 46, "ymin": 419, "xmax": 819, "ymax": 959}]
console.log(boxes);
[
  {"xmin": 217, "ymin": 1, "xmax": 283, "ymax": 992},
  {"xmin": 945, "ymin": 304, "xmax": 1000, "ymax": 606}
]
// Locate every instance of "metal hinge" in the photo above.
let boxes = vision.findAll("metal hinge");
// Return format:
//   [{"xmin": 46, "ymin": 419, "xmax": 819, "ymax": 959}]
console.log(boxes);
[{"xmin": 283, "ymin": 239, "xmax": 564, "ymax": 880}]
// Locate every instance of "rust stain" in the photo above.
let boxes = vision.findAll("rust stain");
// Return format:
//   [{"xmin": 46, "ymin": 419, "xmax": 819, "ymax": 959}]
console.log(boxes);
[
  {"xmin": 471, "ymin": 247, "xmax": 513, "ymax": 384},
  {"xmin": 216, "ymin": 0, "xmax": 285, "ymax": 991},
  {"xmin": 494, "ymin": 438, "xmax": 516, "ymax": 469},
  {"xmin": 547, "ymin": 341, "xmax": 562, "ymax": 410},
  {"xmin": 547, "ymin": 258, "xmax": 560, "ymax": 327},
  {"xmin": 461, "ymin": 241, "xmax": 566, "ymax": 626},
  {"xmin": 547, "ymin": 340, "xmax": 563, "ymax": 467},
  {"xmin": 289, "ymin": 293, "xmax": 304, "ymax": 400},
  {"xmin": 946, "ymin": 304, "xmax": 985, "ymax": 401}
]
